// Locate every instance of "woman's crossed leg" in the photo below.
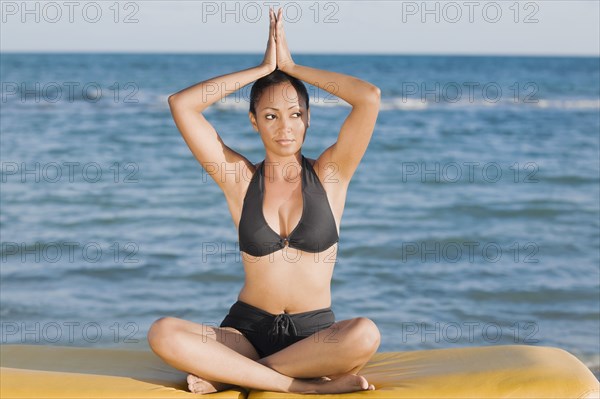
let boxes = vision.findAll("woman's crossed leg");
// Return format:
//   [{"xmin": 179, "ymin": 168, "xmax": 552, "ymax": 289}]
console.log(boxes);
[
  {"xmin": 258, "ymin": 317, "xmax": 381, "ymax": 380},
  {"xmin": 148, "ymin": 316, "xmax": 260, "ymax": 393},
  {"xmin": 147, "ymin": 316, "xmax": 376, "ymax": 394}
]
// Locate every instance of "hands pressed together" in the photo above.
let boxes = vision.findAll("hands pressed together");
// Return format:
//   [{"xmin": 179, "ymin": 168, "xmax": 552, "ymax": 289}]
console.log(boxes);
[{"xmin": 262, "ymin": 7, "xmax": 295, "ymax": 73}]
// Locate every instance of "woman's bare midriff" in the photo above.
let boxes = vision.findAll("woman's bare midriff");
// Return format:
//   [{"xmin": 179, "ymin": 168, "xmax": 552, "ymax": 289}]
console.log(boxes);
[{"xmin": 237, "ymin": 243, "xmax": 338, "ymax": 315}]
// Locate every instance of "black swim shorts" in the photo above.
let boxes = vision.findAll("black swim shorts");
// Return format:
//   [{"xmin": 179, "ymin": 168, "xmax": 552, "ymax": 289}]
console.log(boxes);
[{"xmin": 219, "ymin": 300, "xmax": 336, "ymax": 358}]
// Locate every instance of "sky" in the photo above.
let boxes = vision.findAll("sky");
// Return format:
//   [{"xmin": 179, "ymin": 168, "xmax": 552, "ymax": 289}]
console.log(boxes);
[{"xmin": 1, "ymin": 0, "xmax": 599, "ymax": 56}]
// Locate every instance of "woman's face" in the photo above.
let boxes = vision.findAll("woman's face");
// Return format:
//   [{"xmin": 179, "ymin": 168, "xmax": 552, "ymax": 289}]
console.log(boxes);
[{"xmin": 249, "ymin": 82, "xmax": 310, "ymax": 157}]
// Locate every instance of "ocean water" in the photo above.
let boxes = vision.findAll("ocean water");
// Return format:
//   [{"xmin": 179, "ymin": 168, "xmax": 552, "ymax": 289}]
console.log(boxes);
[{"xmin": 1, "ymin": 53, "xmax": 598, "ymax": 373}]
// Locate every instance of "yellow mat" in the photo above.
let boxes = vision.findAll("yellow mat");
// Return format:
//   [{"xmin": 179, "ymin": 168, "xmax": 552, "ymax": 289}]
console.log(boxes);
[
  {"xmin": 1, "ymin": 344, "xmax": 598, "ymax": 398},
  {"xmin": 0, "ymin": 344, "xmax": 245, "ymax": 399},
  {"xmin": 249, "ymin": 345, "xmax": 600, "ymax": 399}
]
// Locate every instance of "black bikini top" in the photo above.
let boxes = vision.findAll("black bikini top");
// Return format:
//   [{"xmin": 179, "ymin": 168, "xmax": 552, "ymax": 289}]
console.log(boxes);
[{"xmin": 238, "ymin": 155, "xmax": 339, "ymax": 257}]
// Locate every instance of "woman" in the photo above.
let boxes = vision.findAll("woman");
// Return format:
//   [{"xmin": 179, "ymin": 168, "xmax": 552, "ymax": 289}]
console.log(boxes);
[{"xmin": 148, "ymin": 7, "xmax": 381, "ymax": 395}]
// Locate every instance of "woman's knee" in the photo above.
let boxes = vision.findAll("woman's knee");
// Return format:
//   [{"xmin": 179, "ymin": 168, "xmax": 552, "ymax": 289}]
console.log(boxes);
[
  {"xmin": 347, "ymin": 317, "xmax": 381, "ymax": 355},
  {"xmin": 147, "ymin": 316, "xmax": 181, "ymax": 350}
]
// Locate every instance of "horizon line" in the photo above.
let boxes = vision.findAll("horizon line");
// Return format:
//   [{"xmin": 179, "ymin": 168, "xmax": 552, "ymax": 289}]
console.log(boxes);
[{"xmin": 1, "ymin": 51, "xmax": 598, "ymax": 59}]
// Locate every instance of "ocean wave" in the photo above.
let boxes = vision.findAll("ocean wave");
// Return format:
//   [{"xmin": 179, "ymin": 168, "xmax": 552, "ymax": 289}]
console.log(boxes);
[
  {"xmin": 466, "ymin": 288, "xmax": 598, "ymax": 303},
  {"xmin": 204, "ymin": 95, "xmax": 600, "ymax": 112},
  {"xmin": 535, "ymin": 99, "xmax": 600, "ymax": 110},
  {"xmin": 379, "ymin": 96, "xmax": 600, "ymax": 111},
  {"xmin": 4, "ymin": 90, "xmax": 597, "ymax": 113}
]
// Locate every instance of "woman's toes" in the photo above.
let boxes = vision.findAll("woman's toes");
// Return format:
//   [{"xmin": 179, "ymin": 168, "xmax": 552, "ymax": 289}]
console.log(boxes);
[
  {"xmin": 189, "ymin": 380, "xmax": 207, "ymax": 394},
  {"xmin": 187, "ymin": 374, "xmax": 206, "ymax": 393},
  {"xmin": 359, "ymin": 376, "xmax": 370, "ymax": 390}
]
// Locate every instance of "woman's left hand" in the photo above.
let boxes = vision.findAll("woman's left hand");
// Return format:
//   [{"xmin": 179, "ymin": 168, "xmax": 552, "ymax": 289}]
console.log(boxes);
[
  {"xmin": 274, "ymin": 8, "xmax": 296, "ymax": 72},
  {"xmin": 260, "ymin": 6, "xmax": 277, "ymax": 72}
]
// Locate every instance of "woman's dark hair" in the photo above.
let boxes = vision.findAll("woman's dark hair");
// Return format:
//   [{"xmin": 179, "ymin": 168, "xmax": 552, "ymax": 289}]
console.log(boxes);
[{"xmin": 249, "ymin": 69, "xmax": 309, "ymax": 117}]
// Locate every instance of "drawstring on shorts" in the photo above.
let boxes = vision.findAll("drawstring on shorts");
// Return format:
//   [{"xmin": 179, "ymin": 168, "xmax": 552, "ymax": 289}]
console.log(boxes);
[{"xmin": 267, "ymin": 313, "xmax": 298, "ymax": 343}]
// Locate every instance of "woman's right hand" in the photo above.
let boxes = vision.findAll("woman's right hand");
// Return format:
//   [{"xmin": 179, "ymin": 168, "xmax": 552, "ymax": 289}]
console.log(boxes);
[{"xmin": 260, "ymin": 7, "xmax": 277, "ymax": 73}]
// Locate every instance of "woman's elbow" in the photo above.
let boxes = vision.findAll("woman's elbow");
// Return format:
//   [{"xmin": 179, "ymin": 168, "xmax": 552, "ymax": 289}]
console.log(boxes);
[
  {"xmin": 370, "ymin": 85, "xmax": 381, "ymax": 102},
  {"xmin": 361, "ymin": 85, "xmax": 380, "ymax": 106},
  {"xmin": 167, "ymin": 93, "xmax": 180, "ymax": 107},
  {"xmin": 167, "ymin": 93, "xmax": 191, "ymax": 112},
  {"xmin": 168, "ymin": 93, "xmax": 205, "ymax": 113}
]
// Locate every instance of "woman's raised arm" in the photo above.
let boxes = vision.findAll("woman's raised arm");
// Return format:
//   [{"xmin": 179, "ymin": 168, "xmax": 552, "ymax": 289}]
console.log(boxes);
[
  {"xmin": 274, "ymin": 8, "xmax": 381, "ymax": 184},
  {"xmin": 167, "ymin": 8, "xmax": 278, "ymax": 200}
]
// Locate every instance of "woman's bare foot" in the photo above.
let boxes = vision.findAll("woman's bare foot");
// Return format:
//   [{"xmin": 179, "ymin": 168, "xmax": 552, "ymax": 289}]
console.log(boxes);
[
  {"xmin": 309, "ymin": 373, "xmax": 375, "ymax": 394},
  {"xmin": 187, "ymin": 373, "xmax": 235, "ymax": 394},
  {"xmin": 187, "ymin": 372, "xmax": 374, "ymax": 395},
  {"xmin": 323, "ymin": 373, "xmax": 346, "ymax": 381}
]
